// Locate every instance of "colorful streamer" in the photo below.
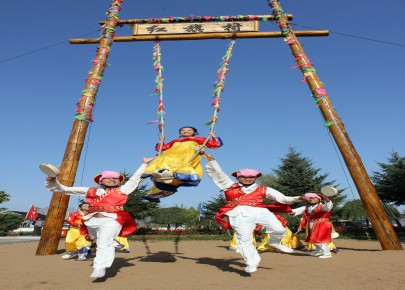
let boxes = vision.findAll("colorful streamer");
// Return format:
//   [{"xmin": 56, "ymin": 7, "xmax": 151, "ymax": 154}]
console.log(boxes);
[
  {"xmin": 125, "ymin": 14, "xmax": 279, "ymax": 25},
  {"xmin": 149, "ymin": 41, "xmax": 165, "ymax": 134},
  {"xmin": 268, "ymin": 0, "xmax": 345, "ymax": 130},
  {"xmin": 207, "ymin": 39, "xmax": 236, "ymax": 126},
  {"xmin": 74, "ymin": 0, "xmax": 123, "ymax": 122}
]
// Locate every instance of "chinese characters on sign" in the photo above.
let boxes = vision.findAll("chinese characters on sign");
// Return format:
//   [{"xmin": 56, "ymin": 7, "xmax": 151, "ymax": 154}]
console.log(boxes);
[{"xmin": 134, "ymin": 21, "xmax": 258, "ymax": 35}]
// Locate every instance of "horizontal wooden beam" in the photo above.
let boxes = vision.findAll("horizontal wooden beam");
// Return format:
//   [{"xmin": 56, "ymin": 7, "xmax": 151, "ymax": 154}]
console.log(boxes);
[
  {"xmin": 69, "ymin": 30, "xmax": 329, "ymax": 44},
  {"xmin": 99, "ymin": 14, "xmax": 293, "ymax": 25}
]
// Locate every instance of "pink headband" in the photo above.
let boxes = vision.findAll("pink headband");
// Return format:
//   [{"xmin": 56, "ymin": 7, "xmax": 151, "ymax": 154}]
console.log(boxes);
[
  {"xmin": 100, "ymin": 171, "xmax": 121, "ymax": 181},
  {"xmin": 94, "ymin": 171, "xmax": 124, "ymax": 184},
  {"xmin": 231, "ymin": 169, "xmax": 262, "ymax": 178},
  {"xmin": 305, "ymin": 193, "xmax": 321, "ymax": 199}
]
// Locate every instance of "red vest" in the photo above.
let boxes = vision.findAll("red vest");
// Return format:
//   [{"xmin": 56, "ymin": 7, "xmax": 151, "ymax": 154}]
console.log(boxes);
[
  {"xmin": 216, "ymin": 184, "xmax": 293, "ymax": 230},
  {"xmin": 67, "ymin": 211, "xmax": 84, "ymax": 228},
  {"xmin": 82, "ymin": 187, "xmax": 137, "ymax": 237},
  {"xmin": 216, "ymin": 184, "xmax": 267, "ymax": 230},
  {"xmin": 299, "ymin": 203, "xmax": 332, "ymax": 244},
  {"xmin": 86, "ymin": 187, "xmax": 129, "ymax": 212}
]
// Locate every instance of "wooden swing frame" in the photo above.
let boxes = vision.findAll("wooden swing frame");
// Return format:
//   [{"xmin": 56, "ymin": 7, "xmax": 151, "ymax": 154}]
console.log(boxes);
[{"xmin": 36, "ymin": 0, "xmax": 402, "ymax": 256}]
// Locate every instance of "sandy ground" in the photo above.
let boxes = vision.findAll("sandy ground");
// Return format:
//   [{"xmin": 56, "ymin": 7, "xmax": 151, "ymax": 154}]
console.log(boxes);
[{"xmin": 0, "ymin": 238, "xmax": 404, "ymax": 290}]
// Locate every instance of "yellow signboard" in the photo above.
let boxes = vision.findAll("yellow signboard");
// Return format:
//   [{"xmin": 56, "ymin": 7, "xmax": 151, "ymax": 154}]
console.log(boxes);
[{"xmin": 134, "ymin": 21, "xmax": 259, "ymax": 35}]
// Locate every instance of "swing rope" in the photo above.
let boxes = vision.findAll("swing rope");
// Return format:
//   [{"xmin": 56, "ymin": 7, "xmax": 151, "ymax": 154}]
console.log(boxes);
[
  {"xmin": 148, "ymin": 39, "xmax": 236, "ymax": 162},
  {"xmin": 189, "ymin": 39, "xmax": 236, "ymax": 162},
  {"xmin": 150, "ymin": 41, "xmax": 166, "ymax": 156}
]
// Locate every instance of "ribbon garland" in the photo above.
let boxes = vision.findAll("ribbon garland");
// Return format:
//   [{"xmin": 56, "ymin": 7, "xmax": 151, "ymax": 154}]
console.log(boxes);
[
  {"xmin": 126, "ymin": 14, "xmax": 278, "ymax": 26},
  {"xmin": 148, "ymin": 41, "xmax": 165, "ymax": 134},
  {"xmin": 268, "ymin": 0, "xmax": 344, "ymax": 129},
  {"xmin": 74, "ymin": 0, "xmax": 123, "ymax": 122},
  {"xmin": 207, "ymin": 39, "xmax": 235, "ymax": 127}
]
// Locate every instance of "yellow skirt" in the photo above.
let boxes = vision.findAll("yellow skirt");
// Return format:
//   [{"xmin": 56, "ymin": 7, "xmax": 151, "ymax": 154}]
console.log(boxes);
[
  {"xmin": 145, "ymin": 140, "xmax": 203, "ymax": 179},
  {"xmin": 115, "ymin": 236, "xmax": 130, "ymax": 251},
  {"xmin": 257, "ymin": 227, "xmax": 303, "ymax": 252},
  {"xmin": 65, "ymin": 227, "xmax": 91, "ymax": 253},
  {"xmin": 306, "ymin": 242, "xmax": 337, "ymax": 250},
  {"xmin": 229, "ymin": 232, "xmax": 257, "ymax": 250}
]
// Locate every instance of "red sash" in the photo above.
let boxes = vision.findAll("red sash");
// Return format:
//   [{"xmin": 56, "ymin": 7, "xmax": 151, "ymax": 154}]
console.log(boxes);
[
  {"xmin": 81, "ymin": 187, "xmax": 137, "ymax": 237},
  {"xmin": 215, "ymin": 184, "xmax": 292, "ymax": 230},
  {"xmin": 298, "ymin": 203, "xmax": 332, "ymax": 244}
]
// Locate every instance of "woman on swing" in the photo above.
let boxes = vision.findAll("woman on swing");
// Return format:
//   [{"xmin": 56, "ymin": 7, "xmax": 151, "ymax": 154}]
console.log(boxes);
[{"xmin": 142, "ymin": 126, "xmax": 223, "ymax": 199}]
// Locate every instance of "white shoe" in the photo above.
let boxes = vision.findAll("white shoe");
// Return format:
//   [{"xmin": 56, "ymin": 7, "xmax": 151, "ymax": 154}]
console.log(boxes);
[
  {"xmin": 61, "ymin": 253, "xmax": 77, "ymax": 260},
  {"xmin": 161, "ymin": 170, "xmax": 173, "ymax": 178},
  {"xmin": 310, "ymin": 251, "xmax": 323, "ymax": 257},
  {"xmin": 90, "ymin": 268, "xmax": 106, "ymax": 278},
  {"xmin": 245, "ymin": 264, "xmax": 258, "ymax": 273},
  {"xmin": 268, "ymin": 243, "xmax": 294, "ymax": 253},
  {"xmin": 152, "ymin": 170, "xmax": 173, "ymax": 183},
  {"xmin": 319, "ymin": 254, "xmax": 332, "ymax": 259},
  {"xmin": 77, "ymin": 255, "xmax": 87, "ymax": 261}
]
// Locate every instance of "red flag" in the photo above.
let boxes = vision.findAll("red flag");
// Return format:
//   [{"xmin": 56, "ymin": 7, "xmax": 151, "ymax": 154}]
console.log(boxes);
[{"xmin": 26, "ymin": 205, "xmax": 38, "ymax": 221}]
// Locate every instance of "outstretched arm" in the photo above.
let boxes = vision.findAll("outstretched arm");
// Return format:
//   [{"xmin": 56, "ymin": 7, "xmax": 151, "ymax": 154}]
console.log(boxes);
[
  {"xmin": 45, "ymin": 177, "xmax": 88, "ymax": 195},
  {"xmin": 120, "ymin": 156, "xmax": 156, "ymax": 194},
  {"xmin": 290, "ymin": 205, "xmax": 306, "ymax": 216},
  {"xmin": 265, "ymin": 188, "xmax": 305, "ymax": 204},
  {"xmin": 203, "ymin": 153, "xmax": 233, "ymax": 190}
]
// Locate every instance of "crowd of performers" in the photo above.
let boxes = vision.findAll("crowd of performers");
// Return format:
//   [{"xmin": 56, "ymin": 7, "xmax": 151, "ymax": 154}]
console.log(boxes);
[{"xmin": 45, "ymin": 127, "xmax": 338, "ymax": 278}]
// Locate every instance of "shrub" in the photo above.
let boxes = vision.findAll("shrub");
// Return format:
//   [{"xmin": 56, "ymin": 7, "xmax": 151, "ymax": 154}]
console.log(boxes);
[{"xmin": 0, "ymin": 213, "xmax": 24, "ymax": 236}]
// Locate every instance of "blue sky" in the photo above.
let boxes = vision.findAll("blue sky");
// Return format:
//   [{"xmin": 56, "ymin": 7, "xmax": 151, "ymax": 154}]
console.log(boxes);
[{"xmin": 1, "ymin": 0, "xmax": 404, "ymax": 213}]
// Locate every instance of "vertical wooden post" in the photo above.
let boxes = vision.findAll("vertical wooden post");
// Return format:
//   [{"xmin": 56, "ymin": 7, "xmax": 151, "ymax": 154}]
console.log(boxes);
[
  {"xmin": 268, "ymin": 0, "xmax": 402, "ymax": 250},
  {"xmin": 36, "ymin": 0, "xmax": 124, "ymax": 255}
]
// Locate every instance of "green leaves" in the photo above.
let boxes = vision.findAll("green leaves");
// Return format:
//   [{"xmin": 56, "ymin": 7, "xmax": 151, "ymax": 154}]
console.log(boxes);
[{"xmin": 371, "ymin": 151, "xmax": 405, "ymax": 206}]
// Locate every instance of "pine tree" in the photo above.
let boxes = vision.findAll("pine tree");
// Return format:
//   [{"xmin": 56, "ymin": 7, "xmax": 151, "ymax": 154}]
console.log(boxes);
[
  {"xmin": 120, "ymin": 172, "xmax": 159, "ymax": 222},
  {"xmin": 203, "ymin": 193, "xmax": 227, "ymax": 220},
  {"xmin": 0, "ymin": 190, "xmax": 24, "ymax": 236},
  {"xmin": 340, "ymin": 199, "xmax": 400, "ymax": 220},
  {"xmin": 371, "ymin": 151, "xmax": 405, "ymax": 206},
  {"xmin": 259, "ymin": 146, "xmax": 346, "ymax": 215}
]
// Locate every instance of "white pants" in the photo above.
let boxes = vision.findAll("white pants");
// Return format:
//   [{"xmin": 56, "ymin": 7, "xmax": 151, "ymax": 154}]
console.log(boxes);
[
  {"xmin": 229, "ymin": 208, "xmax": 286, "ymax": 267},
  {"xmin": 315, "ymin": 243, "xmax": 331, "ymax": 255},
  {"xmin": 85, "ymin": 217, "xmax": 122, "ymax": 269}
]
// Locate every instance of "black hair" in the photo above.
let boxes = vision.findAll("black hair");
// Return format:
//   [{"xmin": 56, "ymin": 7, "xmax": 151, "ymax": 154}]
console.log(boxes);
[{"xmin": 178, "ymin": 126, "xmax": 198, "ymax": 136}]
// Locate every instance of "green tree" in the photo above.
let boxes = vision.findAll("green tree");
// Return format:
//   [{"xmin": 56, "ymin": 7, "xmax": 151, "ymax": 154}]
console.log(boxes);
[
  {"xmin": 0, "ymin": 190, "xmax": 24, "ymax": 236},
  {"xmin": 0, "ymin": 190, "xmax": 10, "ymax": 212},
  {"xmin": 151, "ymin": 206, "xmax": 199, "ymax": 228},
  {"xmin": 120, "ymin": 172, "xmax": 159, "ymax": 224},
  {"xmin": 340, "ymin": 199, "xmax": 400, "ymax": 220},
  {"xmin": 124, "ymin": 184, "xmax": 159, "ymax": 221},
  {"xmin": 371, "ymin": 151, "xmax": 405, "ymax": 206},
  {"xmin": 203, "ymin": 193, "xmax": 227, "ymax": 220},
  {"xmin": 0, "ymin": 213, "xmax": 24, "ymax": 236},
  {"xmin": 259, "ymin": 147, "xmax": 346, "ymax": 217}
]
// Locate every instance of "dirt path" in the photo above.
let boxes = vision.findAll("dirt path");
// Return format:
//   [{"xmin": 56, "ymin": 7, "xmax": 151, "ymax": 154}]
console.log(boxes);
[{"xmin": 1, "ymin": 239, "xmax": 404, "ymax": 290}]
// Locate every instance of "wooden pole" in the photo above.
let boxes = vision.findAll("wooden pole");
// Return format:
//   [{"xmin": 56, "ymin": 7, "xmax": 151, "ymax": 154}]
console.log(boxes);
[
  {"xmin": 268, "ymin": 0, "xmax": 402, "ymax": 250},
  {"xmin": 36, "ymin": 0, "xmax": 123, "ymax": 255},
  {"xmin": 69, "ymin": 30, "xmax": 329, "ymax": 44}
]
